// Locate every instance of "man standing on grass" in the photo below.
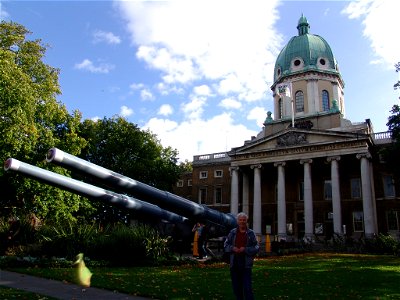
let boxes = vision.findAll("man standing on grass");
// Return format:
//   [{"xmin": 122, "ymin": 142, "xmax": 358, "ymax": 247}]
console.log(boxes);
[{"xmin": 224, "ymin": 212, "xmax": 259, "ymax": 300}]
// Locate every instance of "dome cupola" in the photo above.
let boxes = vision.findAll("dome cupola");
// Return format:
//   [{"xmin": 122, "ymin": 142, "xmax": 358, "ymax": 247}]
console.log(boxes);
[{"xmin": 273, "ymin": 14, "xmax": 341, "ymax": 83}]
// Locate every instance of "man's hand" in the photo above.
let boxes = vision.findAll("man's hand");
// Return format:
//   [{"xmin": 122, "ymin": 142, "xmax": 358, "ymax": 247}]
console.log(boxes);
[{"xmin": 233, "ymin": 246, "xmax": 245, "ymax": 253}]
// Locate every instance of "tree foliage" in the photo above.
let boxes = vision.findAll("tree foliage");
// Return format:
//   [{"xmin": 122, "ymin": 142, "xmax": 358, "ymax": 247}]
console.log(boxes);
[
  {"xmin": 381, "ymin": 62, "xmax": 400, "ymax": 177},
  {"xmin": 0, "ymin": 21, "xmax": 90, "ymax": 222},
  {"xmin": 78, "ymin": 117, "xmax": 182, "ymax": 223},
  {"xmin": 388, "ymin": 62, "xmax": 400, "ymax": 143}
]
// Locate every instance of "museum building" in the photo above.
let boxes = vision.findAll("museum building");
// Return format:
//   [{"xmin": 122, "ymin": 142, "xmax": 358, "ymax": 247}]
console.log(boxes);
[{"xmin": 173, "ymin": 15, "xmax": 399, "ymax": 242}]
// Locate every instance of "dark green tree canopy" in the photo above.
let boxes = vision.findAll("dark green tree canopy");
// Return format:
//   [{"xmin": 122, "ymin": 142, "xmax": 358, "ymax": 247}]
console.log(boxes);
[
  {"xmin": 78, "ymin": 116, "xmax": 181, "ymax": 223},
  {"xmin": 388, "ymin": 62, "xmax": 400, "ymax": 143}
]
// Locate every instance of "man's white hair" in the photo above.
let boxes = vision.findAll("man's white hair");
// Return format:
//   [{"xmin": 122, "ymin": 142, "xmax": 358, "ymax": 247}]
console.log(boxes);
[{"xmin": 237, "ymin": 212, "xmax": 248, "ymax": 219}]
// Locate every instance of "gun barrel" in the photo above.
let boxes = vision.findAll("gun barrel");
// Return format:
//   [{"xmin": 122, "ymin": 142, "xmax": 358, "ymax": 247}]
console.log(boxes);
[
  {"xmin": 4, "ymin": 158, "xmax": 188, "ymax": 224},
  {"xmin": 47, "ymin": 148, "xmax": 237, "ymax": 230}
]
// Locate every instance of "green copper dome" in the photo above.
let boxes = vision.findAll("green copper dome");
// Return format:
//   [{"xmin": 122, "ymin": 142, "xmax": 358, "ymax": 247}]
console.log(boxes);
[{"xmin": 273, "ymin": 15, "xmax": 340, "ymax": 83}]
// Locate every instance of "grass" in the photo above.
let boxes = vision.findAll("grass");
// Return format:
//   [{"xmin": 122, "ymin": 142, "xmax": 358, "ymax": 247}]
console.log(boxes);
[
  {"xmin": 0, "ymin": 286, "xmax": 56, "ymax": 300},
  {"xmin": 2, "ymin": 253, "xmax": 400, "ymax": 299}
]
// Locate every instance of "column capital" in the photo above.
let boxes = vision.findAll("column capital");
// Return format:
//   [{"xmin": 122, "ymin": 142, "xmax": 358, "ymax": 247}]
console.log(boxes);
[
  {"xmin": 327, "ymin": 156, "xmax": 341, "ymax": 163},
  {"xmin": 229, "ymin": 166, "xmax": 240, "ymax": 175},
  {"xmin": 250, "ymin": 164, "xmax": 262, "ymax": 170},
  {"xmin": 356, "ymin": 153, "xmax": 372, "ymax": 160},
  {"xmin": 300, "ymin": 159, "xmax": 313, "ymax": 165},
  {"xmin": 274, "ymin": 161, "xmax": 286, "ymax": 167}
]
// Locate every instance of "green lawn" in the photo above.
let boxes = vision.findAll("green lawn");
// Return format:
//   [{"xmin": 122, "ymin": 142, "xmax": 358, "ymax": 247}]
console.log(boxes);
[{"xmin": 3, "ymin": 253, "xmax": 400, "ymax": 299}]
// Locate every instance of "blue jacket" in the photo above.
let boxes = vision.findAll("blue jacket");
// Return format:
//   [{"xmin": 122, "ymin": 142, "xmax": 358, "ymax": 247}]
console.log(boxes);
[{"xmin": 224, "ymin": 227, "xmax": 259, "ymax": 268}]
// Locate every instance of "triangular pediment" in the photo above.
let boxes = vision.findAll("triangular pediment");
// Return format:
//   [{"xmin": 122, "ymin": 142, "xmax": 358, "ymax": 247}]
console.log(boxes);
[{"xmin": 230, "ymin": 128, "xmax": 369, "ymax": 155}]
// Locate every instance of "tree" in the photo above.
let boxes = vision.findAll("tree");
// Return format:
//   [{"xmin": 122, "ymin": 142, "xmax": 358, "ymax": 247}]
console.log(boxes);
[
  {"xmin": 381, "ymin": 62, "xmax": 400, "ymax": 177},
  {"xmin": 388, "ymin": 62, "xmax": 400, "ymax": 142},
  {"xmin": 78, "ymin": 116, "xmax": 182, "ymax": 223},
  {"xmin": 0, "ymin": 21, "xmax": 91, "ymax": 223}
]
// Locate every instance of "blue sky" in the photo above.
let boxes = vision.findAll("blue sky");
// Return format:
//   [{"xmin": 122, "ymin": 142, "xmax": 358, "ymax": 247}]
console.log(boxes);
[{"xmin": 2, "ymin": 0, "xmax": 399, "ymax": 162}]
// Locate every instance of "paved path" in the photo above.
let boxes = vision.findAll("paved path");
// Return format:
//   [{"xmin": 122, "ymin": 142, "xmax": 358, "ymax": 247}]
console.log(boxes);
[{"xmin": 0, "ymin": 269, "xmax": 151, "ymax": 300}]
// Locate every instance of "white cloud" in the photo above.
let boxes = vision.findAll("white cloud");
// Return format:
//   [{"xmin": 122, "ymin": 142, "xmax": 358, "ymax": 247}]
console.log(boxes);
[
  {"xmin": 136, "ymin": 46, "xmax": 198, "ymax": 84},
  {"xmin": 74, "ymin": 59, "xmax": 114, "ymax": 74},
  {"xmin": 219, "ymin": 98, "xmax": 242, "ymax": 110},
  {"xmin": 181, "ymin": 97, "xmax": 207, "ymax": 120},
  {"xmin": 129, "ymin": 83, "xmax": 145, "ymax": 91},
  {"xmin": 140, "ymin": 89, "xmax": 154, "ymax": 101},
  {"xmin": 93, "ymin": 30, "xmax": 121, "ymax": 45},
  {"xmin": 116, "ymin": 1, "xmax": 282, "ymax": 90},
  {"xmin": 247, "ymin": 106, "xmax": 269, "ymax": 127},
  {"xmin": 120, "ymin": 105, "xmax": 133, "ymax": 117},
  {"xmin": 143, "ymin": 113, "xmax": 257, "ymax": 162},
  {"xmin": 158, "ymin": 104, "xmax": 173, "ymax": 116},
  {"xmin": 193, "ymin": 85, "xmax": 212, "ymax": 97},
  {"xmin": 342, "ymin": 0, "xmax": 400, "ymax": 67},
  {"xmin": 91, "ymin": 116, "xmax": 100, "ymax": 122}
]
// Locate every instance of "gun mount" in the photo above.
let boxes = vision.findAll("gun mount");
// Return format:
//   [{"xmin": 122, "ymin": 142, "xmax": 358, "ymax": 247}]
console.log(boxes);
[{"xmin": 4, "ymin": 149, "xmax": 237, "ymax": 237}]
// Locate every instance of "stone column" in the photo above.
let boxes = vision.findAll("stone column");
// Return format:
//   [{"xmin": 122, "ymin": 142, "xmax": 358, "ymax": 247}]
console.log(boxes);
[
  {"xmin": 274, "ymin": 162, "xmax": 286, "ymax": 240},
  {"xmin": 357, "ymin": 153, "xmax": 376, "ymax": 238},
  {"xmin": 300, "ymin": 159, "xmax": 313, "ymax": 240},
  {"xmin": 251, "ymin": 164, "xmax": 262, "ymax": 235},
  {"xmin": 230, "ymin": 167, "xmax": 240, "ymax": 216},
  {"xmin": 327, "ymin": 156, "xmax": 342, "ymax": 235},
  {"xmin": 242, "ymin": 172, "xmax": 250, "ymax": 216}
]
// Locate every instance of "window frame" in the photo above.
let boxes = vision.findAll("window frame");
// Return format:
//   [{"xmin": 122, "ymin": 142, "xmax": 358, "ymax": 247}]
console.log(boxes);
[
  {"xmin": 322, "ymin": 90, "xmax": 330, "ymax": 111},
  {"xmin": 199, "ymin": 171, "xmax": 208, "ymax": 179},
  {"xmin": 295, "ymin": 91, "xmax": 304, "ymax": 113},
  {"xmin": 324, "ymin": 180, "xmax": 332, "ymax": 200},
  {"xmin": 214, "ymin": 186, "xmax": 222, "ymax": 204},
  {"xmin": 198, "ymin": 187, "xmax": 207, "ymax": 204},
  {"xmin": 214, "ymin": 170, "xmax": 223, "ymax": 178},
  {"xmin": 353, "ymin": 211, "xmax": 364, "ymax": 232},
  {"xmin": 351, "ymin": 178, "xmax": 361, "ymax": 199},
  {"xmin": 383, "ymin": 175, "xmax": 395, "ymax": 198},
  {"xmin": 386, "ymin": 210, "xmax": 399, "ymax": 231}
]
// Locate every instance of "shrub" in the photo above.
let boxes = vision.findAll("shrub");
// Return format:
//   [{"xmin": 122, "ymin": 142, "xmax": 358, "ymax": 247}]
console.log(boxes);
[
  {"xmin": 363, "ymin": 233, "xmax": 400, "ymax": 255},
  {"xmin": 88, "ymin": 224, "xmax": 172, "ymax": 266},
  {"xmin": 39, "ymin": 221, "xmax": 98, "ymax": 259}
]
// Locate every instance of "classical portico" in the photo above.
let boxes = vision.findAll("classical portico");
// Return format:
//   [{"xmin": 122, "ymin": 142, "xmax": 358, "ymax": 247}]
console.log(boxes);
[{"xmin": 228, "ymin": 123, "xmax": 378, "ymax": 240}]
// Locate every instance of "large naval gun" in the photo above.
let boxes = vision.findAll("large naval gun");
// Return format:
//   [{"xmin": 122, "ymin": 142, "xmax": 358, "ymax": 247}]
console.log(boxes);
[{"xmin": 4, "ymin": 148, "xmax": 237, "ymax": 237}]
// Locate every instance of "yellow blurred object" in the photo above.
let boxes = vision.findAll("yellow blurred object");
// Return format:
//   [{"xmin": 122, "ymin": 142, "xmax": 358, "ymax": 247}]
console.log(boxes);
[
  {"xmin": 265, "ymin": 234, "xmax": 271, "ymax": 253},
  {"xmin": 192, "ymin": 230, "xmax": 199, "ymax": 257},
  {"xmin": 74, "ymin": 253, "xmax": 92, "ymax": 287}
]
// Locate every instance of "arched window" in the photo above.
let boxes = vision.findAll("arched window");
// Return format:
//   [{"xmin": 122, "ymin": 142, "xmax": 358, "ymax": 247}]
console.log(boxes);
[
  {"xmin": 278, "ymin": 98, "xmax": 283, "ymax": 119},
  {"xmin": 322, "ymin": 90, "xmax": 330, "ymax": 111},
  {"xmin": 295, "ymin": 91, "xmax": 304, "ymax": 112}
]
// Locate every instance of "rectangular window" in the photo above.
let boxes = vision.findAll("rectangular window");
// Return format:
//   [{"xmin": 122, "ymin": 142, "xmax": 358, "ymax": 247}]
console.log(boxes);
[
  {"xmin": 214, "ymin": 170, "xmax": 223, "ymax": 178},
  {"xmin": 176, "ymin": 180, "xmax": 184, "ymax": 187},
  {"xmin": 199, "ymin": 188, "xmax": 207, "ymax": 204},
  {"xmin": 187, "ymin": 179, "xmax": 192, "ymax": 186},
  {"xmin": 324, "ymin": 180, "xmax": 332, "ymax": 200},
  {"xmin": 387, "ymin": 211, "xmax": 399, "ymax": 231},
  {"xmin": 383, "ymin": 175, "xmax": 395, "ymax": 197},
  {"xmin": 199, "ymin": 171, "xmax": 208, "ymax": 179},
  {"xmin": 299, "ymin": 181, "xmax": 304, "ymax": 201},
  {"xmin": 215, "ymin": 187, "xmax": 222, "ymax": 204},
  {"xmin": 353, "ymin": 211, "xmax": 364, "ymax": 232},
  {"xmin": 351, "ymin": 178, "xmax": 361, "ymax": 199}
]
